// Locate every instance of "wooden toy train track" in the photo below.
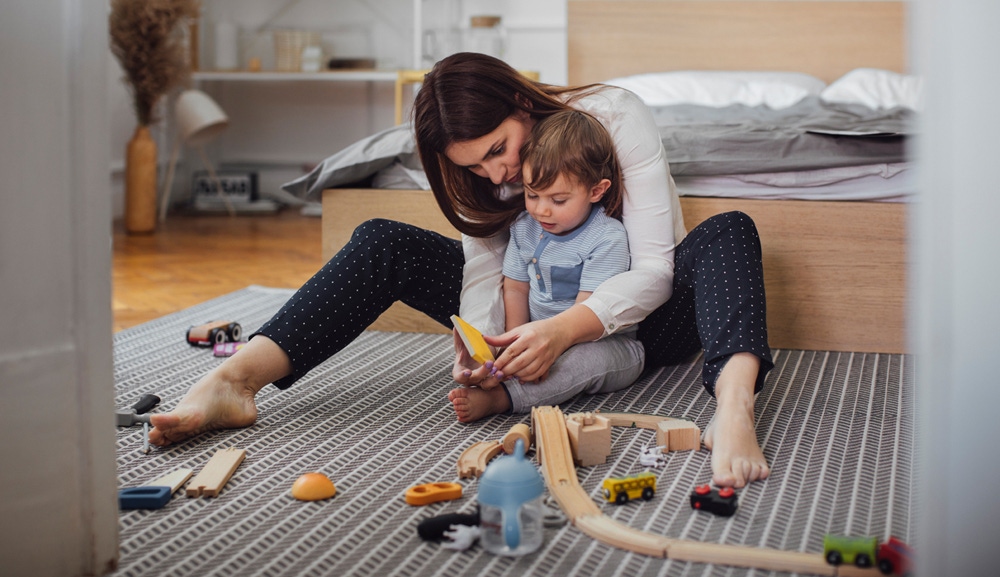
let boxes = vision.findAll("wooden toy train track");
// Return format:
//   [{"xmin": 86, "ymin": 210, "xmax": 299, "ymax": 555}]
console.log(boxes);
[{"xmin": 529, "ymin": 406, "xmax": 880, "ymax": 577}]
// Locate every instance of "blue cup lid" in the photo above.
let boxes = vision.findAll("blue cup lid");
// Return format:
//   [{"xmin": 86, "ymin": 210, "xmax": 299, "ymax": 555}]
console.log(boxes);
[{"xmin": 477, "ymin": 438, "xmax": 544, "ymax": 507}]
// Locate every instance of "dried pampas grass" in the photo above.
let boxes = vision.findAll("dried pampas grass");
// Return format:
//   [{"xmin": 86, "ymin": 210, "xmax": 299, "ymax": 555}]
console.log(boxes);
[{"xmin": 110, "ymin": 0, "xmax": 200, "ymax": 126}]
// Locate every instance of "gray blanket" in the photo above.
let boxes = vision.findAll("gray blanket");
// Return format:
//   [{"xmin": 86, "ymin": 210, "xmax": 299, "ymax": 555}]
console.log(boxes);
[{"xmin": 283, "ymin": 97, "xmax": 914, "ymax": 199}]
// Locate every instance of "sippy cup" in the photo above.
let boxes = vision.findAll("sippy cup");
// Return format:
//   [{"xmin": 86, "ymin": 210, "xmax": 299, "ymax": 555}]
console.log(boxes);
[{"xmin": 477, "ymin": 438, "xmax": 545, "ymax": 556}]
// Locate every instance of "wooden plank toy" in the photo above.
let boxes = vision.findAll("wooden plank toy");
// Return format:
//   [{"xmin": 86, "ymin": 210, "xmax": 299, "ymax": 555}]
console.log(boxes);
[
  {"xmin": 186, "ymin": 447, "xmax": 246, "ymax": 497},
  {"xmin": 118, "ymin": 467, "xmax": 193, "ymax": 510},
  {"xmin": 450, "ymin": 315, "xmax": 494, "ymax": 364}
]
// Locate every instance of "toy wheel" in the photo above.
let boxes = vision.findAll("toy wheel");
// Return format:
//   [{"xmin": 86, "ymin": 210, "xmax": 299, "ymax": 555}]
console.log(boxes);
[
  {"xmin": 826, "ymin": 551, "xmax": 843, "ymax": 566},
  {"xmin": 210, "ymin": 328, "xmax": 227, "ymax": 344},
  {"xmin": 878, "ymin": 559, "xmax": 894, "ymax": 575},
  {"xmin": 615, "ymin": 492, "xmax": 628, "ymax": 505},
  {"xmin": 229, "ymin": 323, "xmax": 242, "ymax": 341},
  {"xmin": 855, "ymin": 553, "xmax": 872, "ymax": 568},
  {"xmin": 642, "ymin": 487, "xmax": 654, "ymax": 501}
]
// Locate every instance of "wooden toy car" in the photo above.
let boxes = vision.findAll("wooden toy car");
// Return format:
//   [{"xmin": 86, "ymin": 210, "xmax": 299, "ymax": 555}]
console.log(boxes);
[
  {"xmin": 823, "ymin": 534, "xmax": 913, "ymax": 574},
  {"xmin": 602, "ymin": 472, "xmax": 656, "ymax": 504},
  {"xmin": 876, "ymin": 536, "xmax": 914, "ymax": 576},
  {"xmin": 186, "ymin": 320, "xmax": 242, "ymax": 347},
  {"xmin": 823, "ymin": 534, "xmax": 879, "ymax": 568},
  {"xmin": 689, "ymin": 484, "xmax": 738, "ymax": 516}
]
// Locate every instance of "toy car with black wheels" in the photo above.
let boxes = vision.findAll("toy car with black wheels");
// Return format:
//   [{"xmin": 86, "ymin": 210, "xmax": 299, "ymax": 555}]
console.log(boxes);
[
  {"xmin": 602, "ymin": 472, "xmax": 656, "ymax": 504},
  {"xmin": 689, "ymin": 484, "xmax": 738, "ymax": 516},
  {"xmin": 187, "ymin": 320, "xmax": 242, "ymax": 347},
  {"xmin": 824, "ymin": 534, "xmax": 913, "ymax": 575}
]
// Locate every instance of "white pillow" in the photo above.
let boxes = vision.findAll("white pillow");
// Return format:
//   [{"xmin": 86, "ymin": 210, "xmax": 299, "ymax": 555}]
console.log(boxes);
[
  {"xmin": 820, "ymin": 68, "xmax": 923, "ymax": 111},
  {"xmin": 603, "ymin": 70, "xmax": 827, "ymax": 109}
]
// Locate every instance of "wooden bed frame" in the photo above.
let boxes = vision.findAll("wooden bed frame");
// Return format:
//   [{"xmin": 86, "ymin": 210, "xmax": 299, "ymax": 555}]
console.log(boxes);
[{"xmin": 322, "ymin": 0, "xmax": 909, "ymax": 354}]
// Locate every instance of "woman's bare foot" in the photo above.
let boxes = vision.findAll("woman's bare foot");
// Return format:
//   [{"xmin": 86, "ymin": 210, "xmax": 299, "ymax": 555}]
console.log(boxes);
[
  {"xmin": 702, "ymin": 353, "xmax": 770, "ymax": 488},
  {"xmin": 149, "ymin": 374, "xmax": 259, "ymax": 446},
  {"xmin": 448, "ymin": 386, "xmax": 511, "ymax": 423},
  {"xmin": 148, "ymin": 336, "xmax": 290, "ymax": 446}
]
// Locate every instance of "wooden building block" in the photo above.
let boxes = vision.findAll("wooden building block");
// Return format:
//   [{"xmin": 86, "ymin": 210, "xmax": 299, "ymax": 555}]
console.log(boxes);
[
  {"xmin": 502, "ymin": 423, "xmax": 533, "ymax": 454},
  {"xmin": 656, "ymin": 419, "xmax": 702, "ymax": 452},
  {"xmin": 565, "ymin": 412, "xmax": 611, "ymax": 467},
  {"xmin": 149, "ymin": 468, "xmax": 194, "ymax": 494},
  {"xmin": 186, "ymin": 447, "xmax": 246, "ymax": 498}
]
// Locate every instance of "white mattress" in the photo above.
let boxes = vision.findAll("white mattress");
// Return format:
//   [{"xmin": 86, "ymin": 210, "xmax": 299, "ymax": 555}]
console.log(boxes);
[{"xmin": 674, "ymin": 162, "xmax": 914, "ymax": 203}]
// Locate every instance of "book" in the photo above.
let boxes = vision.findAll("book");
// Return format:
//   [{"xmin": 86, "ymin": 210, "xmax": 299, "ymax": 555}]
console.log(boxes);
[{"xmin": 450, "ymin": 315, "xmax": 495, "ymax": 364}]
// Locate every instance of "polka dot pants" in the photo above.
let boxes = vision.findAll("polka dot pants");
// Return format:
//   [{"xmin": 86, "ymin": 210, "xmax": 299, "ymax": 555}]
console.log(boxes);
[
  {"xmin": 638, "ymin": 211, "xmax": 773, "ymax": 396},
  {"xmin": 257, "ymin": 212, "xmax": 772, "ymax": 395},
  {"xmin": 256, "ymin": 219, "xmax": 463, "ymax": 389}
]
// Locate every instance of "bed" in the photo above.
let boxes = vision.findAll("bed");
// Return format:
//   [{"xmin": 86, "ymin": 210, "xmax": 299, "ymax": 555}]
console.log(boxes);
[{"xmin": 307, "ymin": 0, "xmax": 912, "ymax": 354}]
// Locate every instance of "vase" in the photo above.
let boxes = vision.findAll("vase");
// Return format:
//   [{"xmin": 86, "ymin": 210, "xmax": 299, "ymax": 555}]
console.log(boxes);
[{"xmin": 125, "ymin": 125, "xmax": 158, "ymax": 234}]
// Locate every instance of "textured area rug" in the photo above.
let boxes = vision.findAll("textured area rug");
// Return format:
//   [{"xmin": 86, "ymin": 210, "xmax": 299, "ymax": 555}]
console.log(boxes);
[{"xmin": 112, "ymin": 286, "xmax": 914, "ymax": 576}]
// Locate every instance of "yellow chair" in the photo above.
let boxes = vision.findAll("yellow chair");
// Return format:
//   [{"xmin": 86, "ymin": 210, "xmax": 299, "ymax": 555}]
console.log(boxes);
[{"xmin": 394, "ymin": 68, "xmax": 541, "ymax": 125}]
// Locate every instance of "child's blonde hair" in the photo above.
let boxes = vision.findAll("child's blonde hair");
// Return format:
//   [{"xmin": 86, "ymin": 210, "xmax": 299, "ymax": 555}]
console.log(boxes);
[{"xmin": 519, "ymin": 109, "xmax": 625, "ymax": 219}]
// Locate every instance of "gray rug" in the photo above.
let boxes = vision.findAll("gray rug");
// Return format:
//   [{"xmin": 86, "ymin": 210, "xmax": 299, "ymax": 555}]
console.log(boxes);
[{"xmin": 112, "ymin": 286, "xmax": 914, "ymax": 577}]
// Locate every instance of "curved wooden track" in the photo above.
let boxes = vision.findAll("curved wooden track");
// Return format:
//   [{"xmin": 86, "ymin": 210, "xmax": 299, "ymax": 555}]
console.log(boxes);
[{"xmin": 530, "ymin": 406, "xmax": 878, "ymax": 576}]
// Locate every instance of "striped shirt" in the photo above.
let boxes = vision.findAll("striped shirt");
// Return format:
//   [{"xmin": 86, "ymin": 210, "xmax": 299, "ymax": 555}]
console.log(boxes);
[{"xmin": 503, "ymin": 206, "xmax": 630, "ymax": 322}]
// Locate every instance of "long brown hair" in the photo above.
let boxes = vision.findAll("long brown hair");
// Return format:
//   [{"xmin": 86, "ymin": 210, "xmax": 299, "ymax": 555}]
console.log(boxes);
[
  {"xmin": 412, "ymin": 52, "xmax": 598, "ymax": 238},
  {"xmin": 520, "ymin": 109, "xmax": 625, "ymax": 220}
]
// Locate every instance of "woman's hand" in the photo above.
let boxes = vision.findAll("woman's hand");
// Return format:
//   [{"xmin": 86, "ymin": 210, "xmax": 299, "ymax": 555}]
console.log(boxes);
[
  {"xmin": 452, "ymin": 328, "xmax": 503, "ymax": 390},
  {"xmin": 484, "ymin": 317, "xmax": 570, "ymax": 383}
]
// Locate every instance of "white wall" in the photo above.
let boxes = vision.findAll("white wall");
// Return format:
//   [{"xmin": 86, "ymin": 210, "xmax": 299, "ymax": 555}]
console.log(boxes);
[
  {"xmin": 107, "ymin": 0, "xmax": 568, "ymax": 217},
  {"xmin": 912, "ymin": 0, "xmax": 1000, "ymax": 574},
  {"xmin": 0, "ymin": 1, "xmax": 118, "ymax": 575}
]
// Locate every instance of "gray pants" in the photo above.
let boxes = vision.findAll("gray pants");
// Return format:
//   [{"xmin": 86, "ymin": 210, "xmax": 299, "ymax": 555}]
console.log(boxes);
[{"xmin": 504, "ymin": 333, "xmax": 645, "ymax": 413}]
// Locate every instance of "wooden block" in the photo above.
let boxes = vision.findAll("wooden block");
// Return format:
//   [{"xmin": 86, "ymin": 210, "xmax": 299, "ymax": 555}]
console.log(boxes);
[
  {"xmin": 149, "ymin": 468, "xmax": 194, "ymax": 494},
  {"xmin": 186, "ymin": 447, "xmax": 246, "ymax": 498},
  {"xmin": 565, "ymin": 413, "xmax": 611, "ymax": 467},
  {"xmin": 450, "ymin": 314, "xmax": 494, "ymax": 364},
  {"xmin": 502, "ymin": 423, "xmax": 533, "ymax": 454},
  {"xmin": 656, "ymin": 419, "xmax": 702, "ymax": 452}
]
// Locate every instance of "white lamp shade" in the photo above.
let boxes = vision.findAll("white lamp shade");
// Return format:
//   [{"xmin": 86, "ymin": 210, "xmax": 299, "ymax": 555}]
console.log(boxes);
[{"xmin": 175, "ymin": 90, "xmax": 229, "ymax": 146}]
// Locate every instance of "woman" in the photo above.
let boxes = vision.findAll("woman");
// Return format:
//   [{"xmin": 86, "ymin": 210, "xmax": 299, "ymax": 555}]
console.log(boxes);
[{"xmin": 151, "ymin": 53, "xmax": 773, "ymax": 488}]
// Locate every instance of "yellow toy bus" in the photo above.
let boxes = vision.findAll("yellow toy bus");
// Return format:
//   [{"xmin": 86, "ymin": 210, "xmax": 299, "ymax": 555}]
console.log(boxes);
[{"xmin": 602, "ymin": 472, "xmax": 657, "ymax": 504}]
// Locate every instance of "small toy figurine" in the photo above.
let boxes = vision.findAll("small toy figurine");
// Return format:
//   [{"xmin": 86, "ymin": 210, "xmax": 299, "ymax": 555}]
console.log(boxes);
[
  {"xmin": 187, "ymin": 320, "xmax": 242, "ymax": 347},
  {"xmin": 441, "ymin": 524, "xmax": 481, "ymax": 551},
  {"xmin": 689, "ymin": 484, "xmax": 738, "ymax": 516},
  {"xmin": 602, "ymin": 472, "xmax": 657, "ymax": 504},
  {"xmin": 639, "ymin": 443, "xmax": 668, "ymax": 467}
]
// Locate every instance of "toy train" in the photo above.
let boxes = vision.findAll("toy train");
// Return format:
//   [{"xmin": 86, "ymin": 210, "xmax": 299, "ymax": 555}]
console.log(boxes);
[
  {"xmin": 823, "ymin": 535, "xmax": 913, "ymax": 576},
  {"xmin": 601, "ymin": 472, "xmax": 656, "ymax": 504}
]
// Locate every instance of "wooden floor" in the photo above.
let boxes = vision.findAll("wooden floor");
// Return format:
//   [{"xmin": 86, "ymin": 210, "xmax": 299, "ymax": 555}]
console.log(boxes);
[{"xmin": 112, "ymin": 209, "xmax": 324, "ymax": 332}]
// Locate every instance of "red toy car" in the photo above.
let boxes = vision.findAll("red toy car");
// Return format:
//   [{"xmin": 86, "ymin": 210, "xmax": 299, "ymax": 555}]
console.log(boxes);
[
  {"xmin": 877, "ymin": 536, "xmax": 914, "ymax": 576},
  {"xmin": 187, "ymin": 320, "xmax": 242, "ymax": 347}
]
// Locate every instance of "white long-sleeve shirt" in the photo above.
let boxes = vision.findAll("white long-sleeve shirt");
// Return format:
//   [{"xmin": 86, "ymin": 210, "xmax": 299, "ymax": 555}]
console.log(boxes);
[{"xmin": 459, "ymin": 87, "xmax": 685, "ymax": 338}]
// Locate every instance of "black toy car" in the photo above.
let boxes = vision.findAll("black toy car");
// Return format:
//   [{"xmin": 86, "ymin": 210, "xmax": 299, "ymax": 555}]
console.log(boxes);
[
  {"xmin": 689, "ymin": 484, "xmax": 738, "ymax": 517},
  {"xmin": 186, "ymin": 320, "xmax": 242, "ymax": 347}
]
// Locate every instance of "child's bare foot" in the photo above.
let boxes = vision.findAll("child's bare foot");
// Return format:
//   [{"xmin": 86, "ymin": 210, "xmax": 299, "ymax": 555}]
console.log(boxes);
[
  {"xmin": 702, "ymin": 353, "xmax": 770, "ymax": 488},
  {"xmin": 148, "ymin": 337, "xmax": 289, "ymax": 446},
  {"xmin": 448, "ymin": 386, "xmax": 511, "ymax": 423}
]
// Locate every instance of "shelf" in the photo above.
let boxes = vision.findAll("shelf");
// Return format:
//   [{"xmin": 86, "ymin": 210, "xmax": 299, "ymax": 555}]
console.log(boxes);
[{"xmin": 193, "ymin": 70, "xmax": 398, "ymax": 82}]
